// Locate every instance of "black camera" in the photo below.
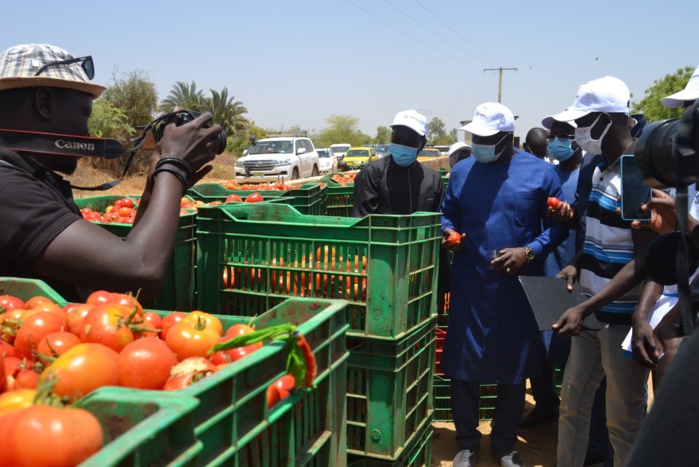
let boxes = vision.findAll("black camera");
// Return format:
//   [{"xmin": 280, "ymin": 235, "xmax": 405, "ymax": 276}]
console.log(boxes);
[
  {"xmin": 151, "ymin": 110, "xmax": 227, "ymax": 155},
  {"xmin": 634, "ymin": 100, "xmax": 699, "ymax": 188}
]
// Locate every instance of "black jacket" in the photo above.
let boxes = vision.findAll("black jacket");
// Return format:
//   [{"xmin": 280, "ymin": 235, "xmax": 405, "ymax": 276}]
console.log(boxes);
[{"xmin": 351, "ymin": 155, "xmax": 444, "ymax": 217}]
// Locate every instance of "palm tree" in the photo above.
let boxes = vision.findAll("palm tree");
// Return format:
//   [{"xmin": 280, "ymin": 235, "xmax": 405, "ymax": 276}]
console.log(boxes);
[
  {"xmin": 205, "ymin": 87, "xmax": 249, "ymax": 137},
  {"xmin": 159, "ymin": 81, "xmax": 205, "ymax": 114}
]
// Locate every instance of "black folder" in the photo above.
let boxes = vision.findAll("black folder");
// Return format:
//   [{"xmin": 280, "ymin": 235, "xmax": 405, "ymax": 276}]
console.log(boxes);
[{"xmin": 518, "ymin": 276, "xmax": 601, "ymax": 331}]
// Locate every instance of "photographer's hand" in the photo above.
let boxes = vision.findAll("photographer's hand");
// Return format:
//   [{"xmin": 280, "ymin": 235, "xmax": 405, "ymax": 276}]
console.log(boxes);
[
  {"xmin": 629, "ymin": 189, "xmax": 677, "ymax": 234},
  {"xmin": 157, "ymin": 111, "xmax": 222, "ymax": 180}
]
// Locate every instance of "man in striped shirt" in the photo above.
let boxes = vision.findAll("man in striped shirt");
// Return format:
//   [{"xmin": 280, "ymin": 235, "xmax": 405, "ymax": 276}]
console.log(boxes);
[{"xmin": 548, "ymin": 76, "xmax": 659, "ymax": 467}]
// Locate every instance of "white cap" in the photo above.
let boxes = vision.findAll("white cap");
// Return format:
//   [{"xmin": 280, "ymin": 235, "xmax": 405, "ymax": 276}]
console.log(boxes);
[
  {"xmin": 550, "ymin": 76, "xmax": 630, "ymax": 122},
  {"xmin": 460, "ymin": 102, "xmax": 515, "ymax": 136},
  {"xmin": 448, "ymin": 142, "xmax": 471, "ymax": 157},
  {"xmin": 541, "ymin": 114, "xmax": 577, "ymax": 130},
  {"xmin": 390, "ymin": 110, "xmax": 428, "ymax": 137},
  {"xmin": 661, "ymin": 66, "xmax": 699, "ymax": 108}
]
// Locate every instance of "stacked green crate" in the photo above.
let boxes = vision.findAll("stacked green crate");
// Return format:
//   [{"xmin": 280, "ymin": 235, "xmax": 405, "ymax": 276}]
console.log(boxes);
[
  {"xmin": 74, "ymin": 195, "xmax": 196, "ymax": 311},
  {"xmin": 320, "ymin": 174, "xmax": 355, "ymax": 217},
  {"xmin": 186, "ymin": 182, "xmax": 327, "ymax": 215},
  {"xmin": 194, "ymin": 204, "xmax": 440, "ymax": 463}
]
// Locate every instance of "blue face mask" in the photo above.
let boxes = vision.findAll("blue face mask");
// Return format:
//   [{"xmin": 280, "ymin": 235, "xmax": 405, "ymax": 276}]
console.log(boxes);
[
  {"xmin": 471, "ymin": 133, "xmax": 508, "ymax": 164},
  {"xmin": 390, "ymin": 143, "xmax": 419, "ymax": 167},
  {"xmin": 547, "ymin": 138, "xmax": 575, "ymax": 162}
]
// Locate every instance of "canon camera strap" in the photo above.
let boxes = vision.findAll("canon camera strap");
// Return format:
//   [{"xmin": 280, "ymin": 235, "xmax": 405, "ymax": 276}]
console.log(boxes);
[{"xmin": 0, "ymin": 128, "xmax": 147, "ymax": 191}]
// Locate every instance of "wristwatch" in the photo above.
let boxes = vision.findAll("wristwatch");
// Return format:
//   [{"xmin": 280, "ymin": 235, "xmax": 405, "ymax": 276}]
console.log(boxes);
[{"xmin": 523, "ymin": 246, "xmax": 535, "ymax": 262}]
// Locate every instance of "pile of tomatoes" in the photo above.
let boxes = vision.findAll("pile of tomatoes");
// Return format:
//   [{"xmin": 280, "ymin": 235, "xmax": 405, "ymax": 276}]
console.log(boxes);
[
  {"xmin": 79, "ymin": 197, "xmax": 139, "ymax": 224},
  {"xmin": 221, "ymin": 180, "xmax": 305, "ymax": 191},
  {"xmin": 329, "ymin": 173, "xmax": 356, "ymax": 184}
]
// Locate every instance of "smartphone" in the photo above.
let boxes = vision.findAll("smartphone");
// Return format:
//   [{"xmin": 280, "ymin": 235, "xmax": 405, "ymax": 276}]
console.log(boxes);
[
  {"xmin": 492, "ymin": 250, "xmax": 501, "ymax": 261},
  {"xmin": 620, "ymin": 155, "xmax": 652, "ymax": 221}
]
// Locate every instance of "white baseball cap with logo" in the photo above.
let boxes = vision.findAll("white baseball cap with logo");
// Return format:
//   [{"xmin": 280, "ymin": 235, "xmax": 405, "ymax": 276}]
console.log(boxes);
[
  {"xmin": 661, "ymin": 66, "xmax": 699, "ymax": 108},
  {"xmin": 460, "ymin": 102, "xmax": 515, "ymax": 137},
  {"xmin": 550, "ymin": 76, "xmax": 630, "ymax": 122},
  {"xmin": 390, "ymin": 110, "xmax": 428, "ymax": 137}
]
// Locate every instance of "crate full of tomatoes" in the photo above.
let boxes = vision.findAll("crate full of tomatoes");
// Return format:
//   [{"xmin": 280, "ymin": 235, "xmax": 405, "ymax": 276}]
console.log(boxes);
[
  {"xmin": 75, "ymin": 195, "xmax": 196, "ymax": 312},
  {"xmin": 195, "ymin": 203, "xmax": 441, "ymax": 339},
  {"xmin": 0, "ymin": 277, "xmax": 349, "ymax": 467},
  {"xmin": 319, "ymin": 173, "xmax": 357, "ymax": 217}
]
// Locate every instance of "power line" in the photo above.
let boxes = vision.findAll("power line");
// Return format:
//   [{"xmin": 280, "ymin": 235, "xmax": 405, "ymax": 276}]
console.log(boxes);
[
  {"xmin": 383, "ymin": 0, "xmax": 496, "ymax": 68},
  {"xmin": 413, "ymin": 0, "xmax": 504, "ymax": 66},
  {"xmin": 343, "ymin": 0, "xmax": 480, "ymax": 68}
]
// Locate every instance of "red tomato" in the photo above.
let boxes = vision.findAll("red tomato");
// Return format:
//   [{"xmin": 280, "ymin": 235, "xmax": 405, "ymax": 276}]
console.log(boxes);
[
  {"xmin": 266, "ymin": 374, "xmax": 295, "ymax": 408},
  {"xmin": 24, "ymin": 296, "xmax": 54, "ymax": 310},
  {"xmin": 445, "ymin": 232, "xmax": 464, "ymax": 247},
  {"xmin": 0, "ymin": 356, "xmax": 4, "ymax": 393},
  {"xmin": 117, "ymin": 338, "xmax": 178, "ymax": 389},
  {"xmin": 224, "ymin": 323, "xmax": 263, "ymax": 349},
  {"xmin": 0, "ymin": 405, "xmax": 103, "ymax": 466},
  {"xmin": 139, "ymin": 311, "xmax": 163, "ymax": 338},
  {"xmin": 13, "ymin": 369, "xmax": 38, "ymax": 390},
  {"xmin": 119, "ymin": 197, "xmax": 136, "ymax": 209},
  {"xmin": 36, "ymin": 332, "xmax": 82, "ymax": 365},
  {"xmin": 181, "ymin": 311, "xmax": 223, "ymax": 336},
  {"xmin": 165, "ymin": 322, "xmax": 221, "ymax": 361},
  {"xmin": 0, "ymin": 295, "xmax": 25, "ymax": 312},
  {"xmin": 80, "ymin": 304, "xmax": 135, "ymax": 352},
  {"xmin": 65, "ymin": 303, "xmax": 94, "ymax": 336},
  {"xmin": 85, "ymin": 211, "xmax": 103, "ymax": 222},
  {"xmin": 245, "ymin": 193, "xmax": 264, "ymax": 203},
  {"xmin": 547, "ymin": 197, "xmax": 560, "ymax": 208},
  {"xmin": 163, "ymin": 357, "xmax": 218, "ymax": 390},
  {"xmin": 86, "ymin": 290, "xmax": 112, "ymax": 306},
  {"xmin": 41, "ymin": 343, "xmax": 119, "ymax": 401},
  {"xmin": 225, "ymin": 194, "xmax": 243, "ymax": 203},
  {"xmin": 13, "ymin": 311, "xmax": 66, "ymax": 359},
  {"xmin": 160, "ymin": 312, "xmax": 187, "ymax": 340},
  {"xmin": 0, "ymin": 340, "xmax": 15, "ymax": 359},
  {"xmin": 106, "ymin": 293, "xmax": 144, "ymax": 321}
]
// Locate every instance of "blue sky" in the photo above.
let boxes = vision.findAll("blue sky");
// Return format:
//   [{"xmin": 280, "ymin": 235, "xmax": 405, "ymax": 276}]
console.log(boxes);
[{"xmin": 5, "ymin": 0, "xmax": 698, "ymax": 140}]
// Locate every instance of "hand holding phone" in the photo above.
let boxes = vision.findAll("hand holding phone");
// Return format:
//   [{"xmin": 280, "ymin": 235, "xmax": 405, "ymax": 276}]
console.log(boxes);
[{"xmin": 620, "ymin": 155, "xmax": 652, "ymax": 221}]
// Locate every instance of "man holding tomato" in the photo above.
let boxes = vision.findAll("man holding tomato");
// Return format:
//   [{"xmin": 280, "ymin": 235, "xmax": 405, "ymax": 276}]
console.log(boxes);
[
  {"xmin": 441, "ymin": 102, "xmax": 567, "ymax": 467},
  {"xmin": 0, "ymin": 44, "xmax": 222, "ymax": 302}
]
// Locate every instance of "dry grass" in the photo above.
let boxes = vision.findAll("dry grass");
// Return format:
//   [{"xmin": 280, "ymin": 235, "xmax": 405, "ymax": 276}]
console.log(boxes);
[{"xmin": 68, "ymin": 152, "xmax": 237, "ymax": 198}]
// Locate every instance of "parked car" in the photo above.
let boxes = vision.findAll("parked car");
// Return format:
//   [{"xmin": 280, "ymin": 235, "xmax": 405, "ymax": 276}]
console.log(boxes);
[
  {"xmin": 417, "ymin": 147, "xmax": 441, "ymax": 162},
  {"xmin": 316, "ymin": 148, "xmax": 338, "ymax": 174},
  {"xmin": 329, "ymin": 143, "xmax": 351, "ymax": 161},
  {"xmin": 342, "ymin": 146, "xmax": 379, "ymax": 170},
  {"xmin": 375, "ymin": 144, "xmax": 391, "ymax": 158},
  {"xmin": 234, "ymin": 136, "xmax": 319, "ymax": 182},
  {"xmin": 432, "ymin": 145, "xmax": 450, "ymax": 156}
]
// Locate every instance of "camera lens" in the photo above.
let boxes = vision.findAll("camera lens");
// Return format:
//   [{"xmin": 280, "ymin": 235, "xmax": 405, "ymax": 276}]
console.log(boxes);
[
  {"xmin": 176, "ymin": 111, "xmax": 227, "ymax": 154},
  {"xmin": 634, "ymin": 118, "xmax": 681, "ymax": 188}
]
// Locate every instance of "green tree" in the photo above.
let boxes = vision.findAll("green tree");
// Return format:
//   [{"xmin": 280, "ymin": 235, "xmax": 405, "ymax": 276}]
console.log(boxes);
[
  {"xmin": 426, "ymin": 117, "xmax": 457, "ymax": 145},
  {"xmin": 317, "ymin": 114, "xmax": 365, "ymax": 147},
  {"xmin": 373, "ymin": 126, "xmax": 391, "ymax": 144},
  {"xmin": 88, "ymin": 99, "xmax": 134, "ymax": 147},
  {"xmin": 159, "ymin": 81, "xmax": 206, "ymax": 114},
  {"xmin": 633, "ymin": 66, "xmax": 695, "ymax": 121},
  {"xmin": 205, "ymin": 87, "xmax": 249, "ymax": 138},
  {"xmin": 101, "ymin": 69, "xmax": 158, "ymax": 127}
]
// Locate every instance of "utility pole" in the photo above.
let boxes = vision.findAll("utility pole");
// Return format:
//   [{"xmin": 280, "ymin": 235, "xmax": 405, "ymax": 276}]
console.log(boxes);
[{"xmin": 483, "ymin": 67, "xmax": 517, "ymax": 103}]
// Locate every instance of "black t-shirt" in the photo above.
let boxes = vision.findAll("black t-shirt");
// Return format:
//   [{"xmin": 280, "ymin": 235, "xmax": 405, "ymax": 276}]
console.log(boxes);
[{"xmin": 0, "ymin": 149, "xmax": 83, "ymax": 301}]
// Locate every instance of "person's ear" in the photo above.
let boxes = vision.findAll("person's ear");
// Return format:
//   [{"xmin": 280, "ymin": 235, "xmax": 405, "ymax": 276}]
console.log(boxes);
[
  {"xmin": 418, "ymin": 137, "xmax": 427, "ymax": 152},
  {"xmin": 34, "ymin": 87, "xmax": 53, "ymax": 121}
]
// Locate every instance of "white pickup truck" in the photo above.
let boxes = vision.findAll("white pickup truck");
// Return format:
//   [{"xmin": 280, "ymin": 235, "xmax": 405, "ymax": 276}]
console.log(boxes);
[{"xmin": 234, "ymin": 136, "xmax": 320, "ymax": 182}]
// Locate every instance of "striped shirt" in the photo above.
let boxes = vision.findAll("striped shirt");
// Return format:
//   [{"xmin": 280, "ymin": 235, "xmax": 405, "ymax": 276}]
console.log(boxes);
[{"xmin": 579, "ymin": 156, "xmax": 641, "ymax": 325}]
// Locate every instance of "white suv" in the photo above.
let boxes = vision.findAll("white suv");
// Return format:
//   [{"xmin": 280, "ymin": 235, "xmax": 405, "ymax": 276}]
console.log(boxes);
[{"xmin": 235, "ymin": 136, "xmax": 320, "ymax": 182}]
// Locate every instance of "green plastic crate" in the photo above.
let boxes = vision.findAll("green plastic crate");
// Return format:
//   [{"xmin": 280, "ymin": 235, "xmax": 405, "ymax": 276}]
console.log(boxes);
[
  {"xmin": 0, "ymin": 276, "xmax": 68, "ymax": 306},
  {"xmin": 167, "ymin": 298, "xmax": 349, "ymax": 466},
  {"xmin": 325, "ymin": 184, "xmax": 354, "ymax": 217},
  {"xmin": 186, "ymin": 182, "xmax": 327, "ymax": 215},
  {"xmin": 77, "ymin": 388, "xmax": 204, "ymax": 466},
  {"xmin": 195, "ymin": 203, "xmax": 440, "ymax": 339},
  {"xmin": 432, "ymin": 375, "xmax": 499, "ymax": 422},
  {"xmin": 347, "ymin": 413, "xmax": 433, "ymax": 466},
  {"xmin": 74, "ymin": 195, "xmax": 196, "ymax": 311},
  {"xmin": 346, "ymin": 318, "xmax": 435, "ymax": 459}
]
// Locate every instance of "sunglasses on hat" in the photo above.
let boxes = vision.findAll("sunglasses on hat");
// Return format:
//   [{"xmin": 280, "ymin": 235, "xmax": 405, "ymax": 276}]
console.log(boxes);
[{"xmin": 34, "ymin": 55, "xmax": 94, "ymax": 80}]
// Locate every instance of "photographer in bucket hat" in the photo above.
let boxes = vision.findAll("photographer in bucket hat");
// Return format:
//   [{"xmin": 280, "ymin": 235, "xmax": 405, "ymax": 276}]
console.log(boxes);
[
  {"xmin": 0, "ymin": 43, "xmax": 222, "ymax": 302},
  {"xmin": 441, "ymin": 102, "xmax": 568, "ymax": 467},
  {"xmin": 546, "ymin": 76, "xmax": 659, "ymax": 467}
]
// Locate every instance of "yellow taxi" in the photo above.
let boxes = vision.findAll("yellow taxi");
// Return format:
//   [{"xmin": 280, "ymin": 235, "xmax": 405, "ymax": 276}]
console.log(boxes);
[{"xmin": 342, "ymin": 146, "xmax": 379, "ymax": 170}]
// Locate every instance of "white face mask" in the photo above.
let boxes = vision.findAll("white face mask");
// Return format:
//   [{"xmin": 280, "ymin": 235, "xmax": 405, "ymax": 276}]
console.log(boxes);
[{"xmin": 574, "ymin": 114, "xmax": 611, "ymax": 155}]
